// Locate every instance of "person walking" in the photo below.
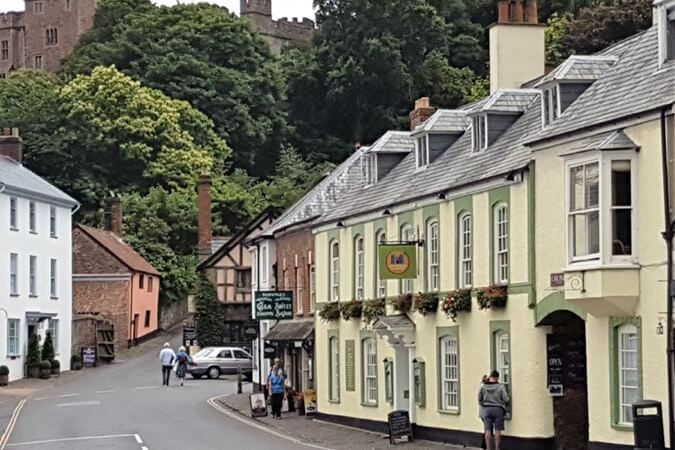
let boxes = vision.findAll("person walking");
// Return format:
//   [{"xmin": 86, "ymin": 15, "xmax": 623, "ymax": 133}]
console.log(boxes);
[
  {"xmin": 479, "ymin": 375, "xmax": 489, "ymax": 450},
  {"xmin": 159, "ymin": 342, "xmax": 176, "ymax": 387},
  {"xmin": 478, "ymin": 370, "xmax": 510, "ymax": 450},
  {"xmin": 175, "ymin": 346, "xmax": 192, "ymax": 387},
  {"xmin": 268, "ymin": 367, "xmax": 286, "ymax": 419}
]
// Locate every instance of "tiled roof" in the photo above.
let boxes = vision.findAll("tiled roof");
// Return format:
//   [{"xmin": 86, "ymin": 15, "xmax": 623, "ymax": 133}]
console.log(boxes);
[
  {"xmin": 564, "ymin": 130, "xmax": 639, "ymax": 155},
  {"xmin": 465, "ymin": 90, "xmax": 540, "ymax": 115},
  {"xmin": 78, "ymin": 225, "xmax": 160, "ymax": 276},
  {"xmin": 535, "ymin": 55, "xmax": 618, "ymax": 86},
  {"xmin": 372, "ymin": 314, "xmax": 415, "ymax": 330},
  {"xmin": 411, "ymin": 110, "xmax": 468, "ymax": 135},
  {"xmin": 0, "ymin": 156, "xmax": 78, "ymax": 206},
  {"xmin": 531, "ymin": 26, "xmax": 675, "ymax": 142},
  {"xmin": 265, "ymin": 319, "xmax": 314, "ymax": 341},
  {"xmin": 366, "ymin": 131, "xmax": 415, "ymax": 153}
]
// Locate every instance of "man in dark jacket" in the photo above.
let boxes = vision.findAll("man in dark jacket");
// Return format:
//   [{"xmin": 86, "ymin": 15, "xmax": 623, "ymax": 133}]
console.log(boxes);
[{"xmin": 478, "ymin": 370, "xmax": 510, "ymax": 450}]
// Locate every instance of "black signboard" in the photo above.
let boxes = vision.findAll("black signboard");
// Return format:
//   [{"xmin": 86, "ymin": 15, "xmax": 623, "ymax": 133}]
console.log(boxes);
[
  {"xmin": 546, "ymin": 334, "xmax": 587, "ymax": 396},
  {"xmin": 183, "ymin": 327, "xmax": 197, "ymax": 347},
  {"xmin": 565, "ymin": 336, "xmax": 586, "ymax": 386},
  {"xmin": 244, "ymin": 324, "xmax": 258, "ymax": 338},
  {"xmin": 263, "ymin": 344, "xmax": 276, "ymax": 358},
  {"xmin": 388, "ymin": 410, "xmax": 413, "ymax": 445},
  {"xmin": 546, "ymin": 335, "xmax": 564, "ymax": 395},
  {"xmin": 81, "ymin": 346, "xmax": 97, "ymax": 367},
  {"xmin": 255, "ymin": 291, "xmax": 293, "ymax": 320}
]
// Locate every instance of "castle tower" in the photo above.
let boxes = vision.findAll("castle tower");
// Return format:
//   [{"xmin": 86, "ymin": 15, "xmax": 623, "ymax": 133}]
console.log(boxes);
[{"xmin": 241, "ymin": 0, "xmax": 272, "ymax": 19}]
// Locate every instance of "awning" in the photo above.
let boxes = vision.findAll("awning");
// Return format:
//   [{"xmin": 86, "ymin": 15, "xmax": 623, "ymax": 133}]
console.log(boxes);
[
  {"xmin": 371, "ymin": 314, "xmax": 415, "ymax": 346},
  {"xmin": 265, "ymin": 319, "xmax": 314, "ymax": 342},
  {"xmin": 25, "ymin": 311, "xmax": 57, "ymax": 324}
]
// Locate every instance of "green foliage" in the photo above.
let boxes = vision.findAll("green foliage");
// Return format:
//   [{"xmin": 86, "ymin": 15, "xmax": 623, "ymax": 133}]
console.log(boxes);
[
  {"xmin": 26, "ymin": 334, "xmax": 41, "ymax": 367},
  {"xmin": 63, "ymin": 0, "xmax": 288, "ymax": 177},
  {"xmin": 194, "ymin": 274, "xmax": 225, "ymax": 347},
  {"xmin": 545, "ymin": 13, "xmax": 572, "ymax": 65},
  {"xmin": 41, "ymin": 332, "xmax": 55, "ymax": 363},
  {"xmin": 0, "ymin": 365, "xmax": 8, "ymax": 376},
  {"xmin": 40, "ymin": 360, "xmax": 52, "ymax": 370},
  {"xmin": 51, "ymin": 360, "xmax": 61, "ymax": 369}
]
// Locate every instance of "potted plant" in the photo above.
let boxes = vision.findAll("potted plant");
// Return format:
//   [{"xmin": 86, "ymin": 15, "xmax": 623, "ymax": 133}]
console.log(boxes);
[
  {"xmin": 391, "ymin": 293, "xmax": 413, "ymax": 313},
  {"xmin": 441, "ymin": 289, "xmax": 472, "ymax": 322},
  {"xmin": 41, "ymin": 332, "xmax": 55, "ymax": 363},
  {"xmin": 340, "ymin": 300, "xmax": 363, "ymax": 320},
  {"xmin": 414, "ymin": 292, "xmax": 439, "ymax": 315},
  {"xmin": 26, "ymin": 334, "xmax": 41, "ymax": 378},
  {"xmin": 0, "ymin": 365, "xmax": 9, "ymax": 386},
  {"xmin": 318, "ymin": 302, "xmax": 341, "ymax": 322},
  {"xmin": 477, "ymin": 286, "xmax": 509, "ymax": 310},
  {"xmin": 71, "ymin": 354, "xmax": 83, "ymax": 371},
  {"xmin": 362, "ymin": 298, "xmax": 386, "ymax": 322},
  {"xmin": 295, "ymin": 391, "xmax": 306, "ymax": 416},
  {"xmin": 39, "ymin": 360, "xmax": 52, "ymax": 379},
  {"xmin": 50, "ymin": 359, "xmax": 60, "ymax": 377}
]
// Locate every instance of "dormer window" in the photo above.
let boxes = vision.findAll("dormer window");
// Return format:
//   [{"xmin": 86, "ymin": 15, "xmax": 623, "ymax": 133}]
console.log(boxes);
[
  {"xmin": 542, "ymin": 86, "xmax": 560, "ymax": 125},
  {"xmin": 361, "ymin": 154, "xmax": 377, "ymax": 186},
  {"xmin": 657, "ymin": 1, "xmax": 675, "ymax": 65},
  {"xmin": 471, "ymin": 116, "xmax": 487, "ymax": 152},
  {"xmin": 416, "ymin": 135, "xmax": 429, "ymax": 169}
]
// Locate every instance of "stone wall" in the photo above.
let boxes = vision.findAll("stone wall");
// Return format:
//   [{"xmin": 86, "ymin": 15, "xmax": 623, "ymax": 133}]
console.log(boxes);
[{"xmin": 159, "ymin": 300, "xmax": 189, "ymax": 331}]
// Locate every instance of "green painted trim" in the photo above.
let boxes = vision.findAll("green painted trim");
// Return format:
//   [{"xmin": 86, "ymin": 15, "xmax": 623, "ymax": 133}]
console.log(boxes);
[
  {"xmin": 413, "ymin": 358, "xmax": 426, "ymax": 408},
  {"xmin": 437, "ymin": 326, "xmax": 460, "ymax": 414},
  {"xmin": 454, "ymin": 196, "xmax": 473, "ymax": 289},
  {"xmin": 374, "ymin": 219, "xmax": 387, "ymax": 298},
  {"xmin": 397, "ymin": 211, "xmax": 414, "ymax": 230},
  {"xmin": 535, "ymin": 292, "xmax": 586, "ymax": 325},
  {"xmin": 527, "ymin": 164, "xmax": 537, "ymax": 309},
  {"xmin": 422, "ymin": 204, "xmax": 440, "ymax": 223},
  {"xmin": 489, "ymin": 187, "xmax": 511, "ymax": 286},
  {"xmin": 489, "ymin": 320, "xmax": 512, "ymax": 418},
  {"xmin": 351, "ymin": 224, "xmax": 365, "ymax": 239},
  {"xmin": 345, "ymin": 339, "xmax": 356, "ymax": 392},
  {"xmin": 327, "ymin": 329, "xmax": 340, "ymax": 403},
  {"xmin": 360, "ymin": 330, "xmax": 378, "ymax": 406},
  {"xmin": 609, "ymin": 316, "xmax": 643, "ymax": 430},
  {"xmin": 507, "ymin": 283, "xmax": 532, "ymax": 295}
]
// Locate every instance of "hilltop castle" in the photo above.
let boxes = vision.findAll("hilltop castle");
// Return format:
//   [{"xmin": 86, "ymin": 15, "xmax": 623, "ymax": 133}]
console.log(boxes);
[
  {"xmin": 240, "ymin": 0, "xmax": 315, "ymax": 55},
  {"xmin": 0, "ymin": 0, "xmax": 97, "ymax": 76}
]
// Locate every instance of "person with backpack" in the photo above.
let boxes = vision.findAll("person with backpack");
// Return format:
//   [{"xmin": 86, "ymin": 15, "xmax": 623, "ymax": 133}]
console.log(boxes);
[
  {"xmin": 478, "ymin": 370, "xmax": 510, "ymax": 450},
  {"xmin": 174, "ymin": 346, "xmax": 192, "ymax": 387}
]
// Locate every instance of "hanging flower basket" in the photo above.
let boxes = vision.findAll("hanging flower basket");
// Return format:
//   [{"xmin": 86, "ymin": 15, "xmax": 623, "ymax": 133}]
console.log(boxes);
[
  {"xmin": 319, "ymin": 302, "xmax": 341, "ymax": 321},
  {"xmin": 476, "ymin": 286, "xmax": 508, "ymax": 310},
  {"xmin": 362, "ymin": 298, "xmax": 386, "ymax": 322},
  {"xmin": 414, "ymin": 292, "xmax": 439, "ymax": 315},
  {"xmin": 340, "ymin": 300, "xmax": 363, "ymax": 320},
  {"xmin": 441, "ymin": 289, "xmax": 472, "ymax": 322},
  {"xmin": 392, "ymin": 293, "xmax": 413, "ymax": 313}
]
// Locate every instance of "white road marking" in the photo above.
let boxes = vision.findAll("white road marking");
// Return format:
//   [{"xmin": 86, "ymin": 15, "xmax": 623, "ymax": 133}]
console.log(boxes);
[
  {"xmin": 56, "ymin": 401, "xmax": 101, "ymax": 407},
  {"xmin": 5, "ymin": 434, "xmax": 136, "ymax": 447},
  {"xmin": 133, "ymin": 386, "xmax": 159, "ymax": 391},
  {"xmin": 141, "ymin": 447, "xmax": 149, "ymax": 450},
  {"xmin": 134, "ymin": 434, "xmax": 142, "ymax": 444},
  {"xmin": 0, "ymin": 399, "xmax": 26, "ymax": 450},
  {"xmin": 95, "ymin": 390, "xmax": 115, "ymax": 394},
  {"xmin": 32, "ymin": 397, "xmax": 48, "ymax": 401},
  {"xmin": 57, "ymin": 394, "xmax": 79, "ymax": 398}
]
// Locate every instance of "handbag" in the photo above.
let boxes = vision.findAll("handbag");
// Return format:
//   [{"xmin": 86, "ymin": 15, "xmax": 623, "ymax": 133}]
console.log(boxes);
[{"xmin": 281, "ymin": 398, "xmax": 289, "ymax": 413}]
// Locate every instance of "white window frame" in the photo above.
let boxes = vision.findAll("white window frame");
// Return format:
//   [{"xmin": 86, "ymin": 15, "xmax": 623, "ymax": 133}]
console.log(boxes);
[
  {"xmin": 29, "ymin": 255, "xmax": 37, "ymax": 296},
  {"xmin": 363, "ymin": 338, "xmax": 377, "ymax": 404},
  {"xmin": 296, "ymin": 261, "xmax": 304, "ymax": 315},
  {"xmin": 441, "ymin": 335, "xmax": 460, "ymax": 411},
  {"xmin": 50, "ymin": 259, "xmax": 57, "ymax": 298},
  {"xmin": 495, "ymin": 331, "xmax": 510, "ymax": 392},
  {"xmin": 493, "ymin": 203, "xmax": 509, "ymax": 284},
  {"xmin": 330, "ymin": 241, "xmax": 340, "ymax": 302},
  {"xmin": 48, "ymin": 318, "xmax": 59, "ymax": 354},
  {"xmin": 309, "ymin": 264, "xmax": 316, "ymax": 312},
  {"xmin": 471, "ymin": 115, "xmax": 488, "ymax": 152},
  {"xmin": 10, "ymin": 253, "xmax": 18, "ymax": 295},
  {"xmin": 29, "ymin": 201, "xmax": 36, "ymax": 233},
  {"xmin": 618, "ymin": 324, "xmax": 639, "ymax": 425},
  {"xmin": 329, "ymin": 336, "xmax": 340, "ymax": 401},
  {"xmin": 49, "ymin": 206, "xmax": 57, "ymax": 237},
  {"xmin": 400, "ymin": 225, "xmax": 414, "ymax": 294},
  {"xmin": 459, "ymin": 213, "xmax": 473, "ymax": 288},
  {"xmin": 354, "ymin": 236, "xmax": 364, "ymax": 300},
  {"xmin": 261, "ymin": 245, "xmax": 268, "ymax": 285},
  {"xmin": 565, "ymin": 151, "xmax": 638, "ymax": 267},
  {"xmin": 427, "ymin": 220, "xmax": 439, "ymax": 292},
  {"xmin": 362, "ymin": 154, "xmax": 378, "ymax": 186},
  {"xmin": 416, "ymin": 135, "xmax": 429, "ymax": 169},
  {"xmin": 7, "ymin": 318, "xmax": 20, "ymax": 356},
  {"xmin": 541, "ymin": 85, "xmax": 561, "ymax": 126},
  {"xmin": 376, "ymin": 230, "xmax": 386, "ymax": 298},
  {"xmin": 10, "ymin": 196, "xmax": 18, "ymax": 230}
]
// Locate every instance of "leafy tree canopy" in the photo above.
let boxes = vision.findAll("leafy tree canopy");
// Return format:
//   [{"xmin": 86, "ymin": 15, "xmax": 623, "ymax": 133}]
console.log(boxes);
[{"xmin": 194, "ymin": 273, "xmax": 225, "ymax": 347}]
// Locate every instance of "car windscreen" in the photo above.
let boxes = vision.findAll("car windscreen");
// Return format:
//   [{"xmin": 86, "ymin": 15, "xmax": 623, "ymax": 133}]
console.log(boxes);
[{"xmin": 194, "ymin": 348, "xmax": 214, "ymax": 358}]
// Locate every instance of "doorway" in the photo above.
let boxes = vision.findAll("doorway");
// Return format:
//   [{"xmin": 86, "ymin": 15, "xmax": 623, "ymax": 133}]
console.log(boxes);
[
  {"xmin": 393, "ymin": 346, "xmax": 410, "ymax": 412},
  {"xmin": 545, "ymin": 312, "xmax": 589, "ymax": 450}
]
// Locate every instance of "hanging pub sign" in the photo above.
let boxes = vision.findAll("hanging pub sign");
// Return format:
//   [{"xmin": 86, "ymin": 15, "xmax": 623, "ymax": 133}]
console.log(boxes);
[
  {"xmin": 254, "ymin": 291, "xmax": 293, "ymax": 320},
  {"xmin": 378, "ymin": 244, "xmax": 417, "ymax": 280}
]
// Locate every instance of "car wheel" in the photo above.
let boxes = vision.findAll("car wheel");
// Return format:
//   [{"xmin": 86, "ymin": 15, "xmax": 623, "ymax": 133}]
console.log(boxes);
[
  {"xmin": 207, "ymin": 366, "xmax": 221, "ymax": 380},
  {"xmin": 191, "ymin": 373, "xmax": 203, "ymax": 379}
]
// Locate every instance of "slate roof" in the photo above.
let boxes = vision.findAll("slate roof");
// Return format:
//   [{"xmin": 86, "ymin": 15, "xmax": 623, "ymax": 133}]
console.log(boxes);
[
  {"xmin": 367, "ymin": 131, "xmax": 415, "ymax": 153},
  {"xmin": 0, "ymin": 156, "xmax": 78, "ymax": 207},
  {"xmin": 465, "ymin": 90, "xmax": 540, "ymax": 115},
  {"xmin": 265, "ymin": 319, "xmax": 314, "ymax": 341},
  {"xmin": 563, "ymin": 130, "xmax": 639, "ymax": 155},
  {"xmin": 535, "ymin": 55, "xmax": 618, "ymax": 86},
  {"xmin": 411, "ymin": 110, "xmax": 468, "ymax": 136},
  {"xmin": 372, "ymin": 314, "xmax": 415, "ymax": 330},
  {"xmin": 531, "ymin": 26, "xmax": 675, "ymax": 143},
  {"xmin": 77, "ymin": 225, "xmax": 160, "ymax": 276}
]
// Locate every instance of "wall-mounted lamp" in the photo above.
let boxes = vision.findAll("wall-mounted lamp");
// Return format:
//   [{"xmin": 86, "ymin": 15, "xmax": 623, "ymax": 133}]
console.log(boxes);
[
  {"xmin": 657, "ymin": 318, "xmax": 665, "ymax": 335},
  {"xmin": 437, "ymin": 193, "xmax": 447, "ymax": 200},
  {"xmin": 383, "ymin": 209, "xmax": 391, "ymax": 216},
  {"xmin": 337, "ymin": 221, "xmax": 345, "ymax": 228}
]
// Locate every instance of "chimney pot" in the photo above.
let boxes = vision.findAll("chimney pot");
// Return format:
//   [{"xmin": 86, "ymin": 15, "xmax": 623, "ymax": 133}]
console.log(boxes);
[
  {"xmin": 0, "ymin": 128, "xmax": 23, "ymax": 163},
  {"xmin": 512, "ymin": 0, "xmax": 524, "ymax": 23},
  {"xmin": 525, "ymin": 0, "xmax": 539, "ymax": 24},
  {"xmin": 497, "ymin": 1, "xmax": 510, "ymax": 24},
  {"xmin": 198, "ymin": 175, "xmax": 212, "ymax": 257},
  {"xmin": 409, "ymin": 97, "xmax": 437, "ymax": 131},
  {"xmin": 104, "ymin": 197, "xmax": 123, "ymax": 236}
]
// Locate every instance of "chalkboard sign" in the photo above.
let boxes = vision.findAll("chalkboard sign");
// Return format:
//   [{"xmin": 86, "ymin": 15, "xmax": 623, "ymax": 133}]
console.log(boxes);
[
  {"xmin": 388, "ymin": 410, "xmax": 413, "ymax": 445},
  {"xmin": 546, "ymin": 334, "xmax": 587, "ymax": 396},
  {"xmin": 81, "ymin": 346, "xmax": 97, "ymax": 367},
  {"xmin": 546, "ymin": 335, "xmax": 564, "ymax": 392},
  {"xmin": 250, "ymin": 393, "xmax": 268, "ymax": 418}
]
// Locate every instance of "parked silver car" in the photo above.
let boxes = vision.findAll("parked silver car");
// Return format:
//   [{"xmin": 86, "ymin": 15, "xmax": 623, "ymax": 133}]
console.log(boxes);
[{"xmin": 188, "ymin": 347, "xmax": 253, "ymax": 380}]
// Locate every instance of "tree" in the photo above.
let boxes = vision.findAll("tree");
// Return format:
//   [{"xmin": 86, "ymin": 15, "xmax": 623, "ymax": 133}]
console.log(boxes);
[
  {"xmin": 42, "ymin": 332, "xmax": 55, "ymax": 363},
  {"xmin": 63, "ymin": 0, "xmax": 289, "ymax": 177},
  {"xmin": 545, "ymin": 13, "xmax": 572, "ymax": 65},
  {"xmin": 194, "ymin": 274, "xmax": 224, "ymax": 347},
  {"xmin": 26, "ymin": 334, "xmax": 41, "ymax": 368}
]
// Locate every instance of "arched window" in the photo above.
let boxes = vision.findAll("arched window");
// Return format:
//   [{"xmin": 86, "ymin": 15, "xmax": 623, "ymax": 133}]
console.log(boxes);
[
  {"xmin": 330, "ymin": 241, "xmax": 340, "ymax": 302},
  {"xmin": 400, "ymin": 224, "xmax": 414, "ymax": 294},
  {"xmin": 495, "ymin": 330, "xmax": 510, "ymax": 392},
  {"xmin": 441, "ymin": 335, "xmax": 459, "ymax": 411},
  {"xmin": 362, "ymin": 338, "xmax": 377, "ymax": 404},
  {"xmin": 376, "ymin": 230, "xmax": 387, "ymax": 297},
  {"xmin": 354, "ymin": 236, "xmax": 364, "ymax": 300},
  {"xmin": 617, "ymin": 324, "xmax": 639, "ymax": 424},
  {"xmin": 329, "ymin": 336, "xmax": 340, "ymax": 401},
  {"xmin": 493, "ymin": 203, "xmax": 509, "ymax": 284},
  {"xmin": 459, "ymin": 213, "xmax": 473, "ymax": 288},
  {"xmin": 427, "ymin": 220, "xmax": 439, "ymax": 291}
]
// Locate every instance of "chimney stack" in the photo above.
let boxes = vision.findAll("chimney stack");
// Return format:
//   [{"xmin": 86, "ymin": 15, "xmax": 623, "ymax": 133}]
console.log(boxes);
[
  {"xmin": 409, "ymin": 97, "xmax": 436, "ymax": 131},
  {"xmin": 0, "ymin": 128, "xmax": 23, "ymax": 163},
  {"xmin": 104, "ymin": 197, "xmax": 123, "ymax": 236},
  {"xmin": 198, "ymin": 175, "xmax": 212, "ymax": 257}
]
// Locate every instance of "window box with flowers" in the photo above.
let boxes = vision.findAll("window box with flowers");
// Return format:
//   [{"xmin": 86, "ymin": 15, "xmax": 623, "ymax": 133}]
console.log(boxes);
[
  {"xmin": 362, "ymin": 298, "xmax": 386, "ymax": 322},
  {"xmin": 441, "ymin": 289, "xmax": 472, "ymax": 322},
  {"xmin": 392, "ymin": 293, "xmax": 413, "ymax": 313},
  {"xmin": 476, "ymin": 286, "xmax": 508, "ymax": 310},
  {"xmin": 414, "ymin": 292, "xmax": 439, "ymax": 315},
  {"xmin": 340, "ymin": 300, "xmax": 363, "ymax": 320},
  {"xmin": 319, "ymin": 302, "xmax": 341, "ymax": 321}
]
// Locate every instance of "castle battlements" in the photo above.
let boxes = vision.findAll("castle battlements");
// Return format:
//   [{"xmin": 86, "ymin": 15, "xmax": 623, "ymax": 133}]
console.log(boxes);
[
  {"xmin": 0, "ymin": 11, "xmax": 25, "ymax": 30},
  {"xmin": 241, "ymin": 0, "xmax": 315, "ymax": 54}
]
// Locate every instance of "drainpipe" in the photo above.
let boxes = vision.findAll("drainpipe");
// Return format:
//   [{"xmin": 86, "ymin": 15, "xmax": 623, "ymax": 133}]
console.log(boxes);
[
  {"xmin": 256, "ymin": 242, "xmax": 263, "ymax": 393},
  {"xmin": 659, "ymin": 106, "xmax": 675, "ymax": 448}
]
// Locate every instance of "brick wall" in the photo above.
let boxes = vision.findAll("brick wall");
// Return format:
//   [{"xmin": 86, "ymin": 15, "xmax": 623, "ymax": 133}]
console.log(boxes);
[
  {"xmin": 73, "ymin": 227, "xmax": 128, "ymax": 274},
  {"xmin": 275, "ymin": 227, "xmax": 314, "ymax": 317},
  {"xmin": 73, "ymin": 280, "xmax": 130, "ymax": 350}
]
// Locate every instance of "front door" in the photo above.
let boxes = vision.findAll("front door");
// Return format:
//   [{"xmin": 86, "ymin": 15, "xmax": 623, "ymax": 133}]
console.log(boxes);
[{"xmin": 393, "ymin": 346, "xmax": 410, "ymax": 412}]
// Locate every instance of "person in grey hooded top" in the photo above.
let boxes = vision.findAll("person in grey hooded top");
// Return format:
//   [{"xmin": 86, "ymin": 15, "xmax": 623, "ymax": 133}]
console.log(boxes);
[{"xmin": 478, "ymin": 370, "xmax": 510, "ymax": 450}]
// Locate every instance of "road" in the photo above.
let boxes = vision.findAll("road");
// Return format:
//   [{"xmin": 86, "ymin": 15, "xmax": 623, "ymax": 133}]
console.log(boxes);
[{"xmin": 4, "ymin": 332, "xmax": 311, "ymax": 450}]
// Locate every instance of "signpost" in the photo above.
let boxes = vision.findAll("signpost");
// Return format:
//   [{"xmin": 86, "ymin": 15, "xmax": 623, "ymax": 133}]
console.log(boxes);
[
  {"xmin": 378, "ymin": 244, "xmax": 417, "ymax": 280},
  {"xmin": 254, "ymin": 291, "xmax": 293, "ymax": 320},
  {"xmin": 388, "ymin": 410, "xmax": 413, "ymax": 445},
  {"xmin": 81, "ymin": 346, "xmax": 96, "ymax": 368}
]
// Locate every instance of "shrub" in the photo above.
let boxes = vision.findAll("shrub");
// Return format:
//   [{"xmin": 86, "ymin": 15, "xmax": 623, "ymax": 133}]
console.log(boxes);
[
  {"xmin": 477, "ymin": 286, "xmax": 508, "ymax": 310},
  {"xmin": 340, "ymin": 300, "xmax": 363, "ymax": 320},
  {"xmin": 39, "ymin": 360, "xmax": 52, "ymax": 370},
  {"xmin": 51, "ymin": 360, "xmax": 60, "ymax": 370},
  {"xmin": 392, "ymin": 293, "xmax": 413, "ymax": 312},
  {"xmin": 71, "ymin": 354, "xmax": 82, "ymax": 364},
  {"xmin": 318, "ymin": 302, "xmax": 340, "ymax": 321},
  {"xmin": 362, "ymin": 298, "xmax": 386, "ymax": 322},
  {"xmin": 41, "ymin": 331, "xmax": 55, "ymax": 363},
  {"xmin": 441, "ymin": 289, "xmax": 472, "ymax": 322},
  {"xmin": 414, "ymin": 292, "xmax": 439, "ymax": 315},
  {"xmin": 26, "ymin": 334, "xmax": 41, "ymax": 368},
  {"xmin": 0, "ymin": 365, "xmax": 9, "ymax": 376}
]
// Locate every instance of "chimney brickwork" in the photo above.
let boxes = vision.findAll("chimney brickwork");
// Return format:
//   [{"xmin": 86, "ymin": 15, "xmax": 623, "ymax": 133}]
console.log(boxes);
[
  {"xmin": 0, "ymin": 128, "xmax": 23, "ymax": 162},
  {"xmin": 198, "ymin": 175, "xmax": 213, "ymax": 257},
  {"xmin": 104, "ymin": 197, "xmax": 123, "ymax": 236},
  {"xmin": 409, "ymin": 97, "xmax": 437, "ymax": 131}
]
